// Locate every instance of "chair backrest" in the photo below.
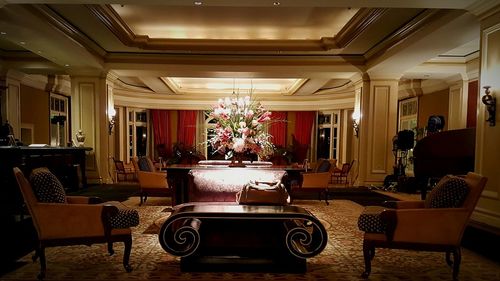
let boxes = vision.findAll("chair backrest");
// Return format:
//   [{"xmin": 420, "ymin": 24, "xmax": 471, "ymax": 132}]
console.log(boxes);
[
  {"xmin": 328, "ymin": 159, "xmax": 337, "ymax": 173},
  {"xmin": 13, "ymin": 167, "xmax": 42, "ymax": 236},
  {"xmin": 314, "ymin": 158, "xmax": 331, "ymax": 173},
  {"xmin": 114, "ymin": 159, "xmax": 126, "ymax": 172},
  {"xmin": 131, "ymin": 157, "xmax": 139, "ymax": 172},
  {"xmin": 341, "ymin": 162, "xmax": 351, "ymax": 174},
  {"xmin": 462, "ymin": 172, "xmax": 487, "ymax": 214},
  {"xmin": 137, "ymin": 157, "xmax": 155, "ymax": 172}
]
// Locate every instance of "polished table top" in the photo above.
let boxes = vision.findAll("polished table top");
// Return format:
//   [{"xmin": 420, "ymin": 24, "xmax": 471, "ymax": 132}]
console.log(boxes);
[{"xmin": 172, "ymin": 202, "xmax": 311, "ymax": 217}]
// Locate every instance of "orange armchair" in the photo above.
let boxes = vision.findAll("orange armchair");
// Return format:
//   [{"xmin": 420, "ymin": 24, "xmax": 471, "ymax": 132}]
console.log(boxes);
[
  {"xmin": 13, "ymin": 167, "xmax": 137, "ymax": 280},
  {"xmin": 132, "ymin": 157, "xmax": 171, "ymax": 205},
  {"xmin": 296, "ymin": 159, "xmax": 336, "ymax": 204},
  {"xmin": 358, "ymin": 172, "xmax": 487, "ymax": 280}
]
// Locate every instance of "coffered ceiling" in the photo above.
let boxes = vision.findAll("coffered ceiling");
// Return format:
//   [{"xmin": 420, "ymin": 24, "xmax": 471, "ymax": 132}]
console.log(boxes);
[{"xmin": 0, "ymin": 0, "xmax": 496, "ymax": 107}]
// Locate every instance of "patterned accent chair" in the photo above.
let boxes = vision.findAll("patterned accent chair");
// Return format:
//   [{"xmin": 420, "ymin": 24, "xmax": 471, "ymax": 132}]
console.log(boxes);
[
  {"xmin": 132, "ymin": 157, "xmax": 171, "ymax": 205},
  {"xmin": 13, "ymin": 167, "xmax": 139, "ymax": 280},
  {"xmin": 357, "ymin": 172, "xmax": 487, "ymax": 281}
]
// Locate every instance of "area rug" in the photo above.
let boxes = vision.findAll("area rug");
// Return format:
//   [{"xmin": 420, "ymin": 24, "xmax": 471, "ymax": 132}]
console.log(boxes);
[{"xmin": 2, "ymin": 199, "xmax": 499, "ymax": 281}]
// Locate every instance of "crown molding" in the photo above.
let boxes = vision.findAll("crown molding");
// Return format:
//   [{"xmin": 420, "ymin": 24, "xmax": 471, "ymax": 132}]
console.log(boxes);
[
  {"xmin": 28, "ymin": 4, "xmax": 107, "ymax": 59},
  {"xmin": 466, "ymin": 0, "xmax": 500, "ymax": 20},
  {"xmin": 87, "ymin": 5, "xmax": 388, "ymax": 53},
  {"xmin": 365, "ymin": 9, "xmax": 447, "ymax": 60},
  {"xmin": 335, "ymin": 8, "xmax": 388, "ymax": 48}
]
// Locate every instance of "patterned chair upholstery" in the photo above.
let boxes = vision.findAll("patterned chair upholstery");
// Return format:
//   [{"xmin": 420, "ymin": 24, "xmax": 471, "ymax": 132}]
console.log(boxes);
[
  {"xmin": 357, "ymin": 172, "xmax": 487, "ymax": 281},
  {"xmin": 13, "ymin": 167, "xmax": 138, "ymax": 280}
]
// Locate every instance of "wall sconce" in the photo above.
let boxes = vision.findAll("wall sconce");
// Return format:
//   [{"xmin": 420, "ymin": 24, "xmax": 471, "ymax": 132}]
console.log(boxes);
[
  {"xmin": 482, "ymin": 86, "xmax": 496, "ymax": 127},
  {"xmin": 352, "ymin": 111, "xmax": 360, "ymax": 138},
  {"xmin": 108, "ymin": 107, "xmax": 116, "ymax": 135}
]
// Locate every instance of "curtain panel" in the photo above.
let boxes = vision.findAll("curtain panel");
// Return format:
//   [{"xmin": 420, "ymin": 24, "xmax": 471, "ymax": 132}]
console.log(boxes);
[
  {"xmin": 268, "ymin": 111, "xmax": 288, "ymax": 148},
  {"xmin": 177, "ymin": 110, "xmax": 198, "ymax": 147},
  {"xmin": 151, "ymin": 109, "xmax": 172, "ymax": 157},
  {"xmin": 294, "ymin": 111, "xmax": 316, "ymax": 145}
]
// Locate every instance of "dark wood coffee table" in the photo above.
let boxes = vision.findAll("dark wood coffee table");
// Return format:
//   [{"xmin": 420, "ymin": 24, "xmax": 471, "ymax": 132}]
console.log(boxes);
[{"xmin": 158, "ymin": 203, "xmax": 328, "ymax": 272}]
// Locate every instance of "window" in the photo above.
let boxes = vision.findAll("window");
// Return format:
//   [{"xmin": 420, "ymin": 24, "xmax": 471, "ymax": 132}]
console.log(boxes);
[
  {"xmin": 127, "ymin": 108, "xmax": 149, "ymax": 161},
  {"xmin": 49, "ymin": 94, "xmax": 69, "ymax": 147},
  {"xmin": 316, "ymin": 111, "xmax": 339, "ymax": 160}
]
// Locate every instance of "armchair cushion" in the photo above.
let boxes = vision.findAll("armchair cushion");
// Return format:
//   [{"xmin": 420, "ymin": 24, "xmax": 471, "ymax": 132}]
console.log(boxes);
[
  {"xmin": 104, "ymin": 201, "xmax": 140, "ymax": 229},
  {"xmin": 30, "ymin": 167, "xmax": 67, "ymax": 203},
  {"xmin": 138, "ymin": 157, "xmax": 154, "ymax": 172},
  {"xmin": 357, "ymin": 206, "xmax": 390, "ymax": 233},
  {"xmin": 424, "ymin": 175, "xmax": 469, "ymax": 208}
]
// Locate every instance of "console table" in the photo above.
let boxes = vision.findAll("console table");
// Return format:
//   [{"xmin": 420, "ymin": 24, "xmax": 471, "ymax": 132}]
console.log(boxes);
[
  {"xmin": 165, "ymin": 164, "xmax": 303, "ymax": 206},
  {"xmin": 158, "ymin": 203, "xmax": 328, "ymax": 272}
]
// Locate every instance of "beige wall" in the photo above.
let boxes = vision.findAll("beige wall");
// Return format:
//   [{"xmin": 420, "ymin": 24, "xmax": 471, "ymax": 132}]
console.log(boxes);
[
  {"xmin": 418, "ymin": 89, "xmax": 449, "ymax": 130},
  {"xmin": 20, "ymin": 84, "xmax": 49, "ymax": 144},
  {"xmin": 473, "ymin": 10, "xmax": 500, "ymax": 230}
]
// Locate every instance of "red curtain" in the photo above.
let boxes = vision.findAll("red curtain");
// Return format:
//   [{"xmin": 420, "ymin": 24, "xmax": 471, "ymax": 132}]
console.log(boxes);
[
  {"xmin": 178, "ymin": 110, "xmax": 198, "ymax": 147},
  {"xmin": 268, "ymin": 111, "xmax": 287, "ymax": 148},
  {"xmin": 151, "ymin": 109, "xmax": 172, "ymax": 157},
  {"xmin": 294, "ymin": 111, "xmax": 316, "ymax": 145}
]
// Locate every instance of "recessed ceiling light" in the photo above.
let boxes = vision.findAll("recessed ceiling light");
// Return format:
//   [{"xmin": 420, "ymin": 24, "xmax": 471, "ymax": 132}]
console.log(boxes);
[
  {"xmin": 64, "ymin": 64, "xmax": 70, "ymax": 67},
  {"xmin": 273, "ymin": 1, "xmax": 281, "ymax": 6},
  {"xmin": 0, "ymin": 31, "xmax": 6, "ymax": 35},
  {"xmin": 194, "ymin": 1, "xmax": 203, "ymax": 5},
  {"xmin": 20, "ymin": 41, "xmax": 26, "ymax": 45}
]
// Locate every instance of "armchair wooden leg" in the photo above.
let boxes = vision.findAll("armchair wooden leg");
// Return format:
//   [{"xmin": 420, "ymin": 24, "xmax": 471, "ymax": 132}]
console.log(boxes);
[
  {"xmin": 323, "ymin": 189, "xmax": 330, "ymax": 205},
  {"xmin": 361, "ymin": 240, "xmax": 374, "ymax": 278},
  {"xmin": 445, "ymin": 251, "xmax": 453, "ymax": 266},
  {"xmin": 140, "ymin": 192, "xmax": 148, "ymax": 206},
  {"xmin": 452, "ymin": 247, "xmax": 461, "ymax": 281},
  {"xmin": 37, "ymin": 245, "xmax": 46, "ymax": 280},
  {"xmin": 32, "ymin": 247, "xmax": 40, "ymax": 262},
  {"xmin": 123, "ymin": 235, "xmax": 133, "ymax": 272},
  {"xmin": 108, "ymin": 242, "xmax": 115, "ymax": 256}
]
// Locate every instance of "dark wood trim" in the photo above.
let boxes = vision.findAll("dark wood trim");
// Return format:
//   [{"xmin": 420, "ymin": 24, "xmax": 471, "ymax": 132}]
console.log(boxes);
[
  {"xmin": 28, "ymin": 4, "xmax": 107, "ymax": 58},
  {"xmin": 335, "ymin": 8, "xmax": 388, "ymax": 48},
  {"xmin": 365, "ymin": 9, "xmax": 449, "ymax": 60}
]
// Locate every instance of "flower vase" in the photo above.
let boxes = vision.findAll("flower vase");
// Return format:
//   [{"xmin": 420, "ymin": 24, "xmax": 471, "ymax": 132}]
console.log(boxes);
[
  {"xmin": 75, "ymin": 130, "xmax": 85, "ymax": 147},
  {"xmin": 229, "ymin": 152, "xmax": 246, "ymax": 168}
]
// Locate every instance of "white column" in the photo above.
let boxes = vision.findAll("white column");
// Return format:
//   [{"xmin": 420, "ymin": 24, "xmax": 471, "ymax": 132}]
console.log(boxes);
[
  {"xmin": 448, "ymin": 79, "xmax": 468, "ymax": 130},
  {"xmin": 70, "ymin": 75, "xmax": 113, "ymax": 184},
  {"xmin": 356, "ymin": 75, "xmax": 399, "ymax": 186}
]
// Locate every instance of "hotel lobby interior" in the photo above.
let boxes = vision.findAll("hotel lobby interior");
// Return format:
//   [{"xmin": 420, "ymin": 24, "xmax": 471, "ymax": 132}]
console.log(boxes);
[{"xmin": 1, "ymin": 0, "xmax": 500, "ymax": 280}]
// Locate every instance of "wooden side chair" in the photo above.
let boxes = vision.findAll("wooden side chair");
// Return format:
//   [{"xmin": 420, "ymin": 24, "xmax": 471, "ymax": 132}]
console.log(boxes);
[
  {"xmin": 114, "ymin": 158, "xmax": 135, "ymax": 182},
  {"xmin": 357, "ymin": 172, "xmax": 487, "ymax": 280},
  {"xmin": 13, "ymin": 167, "xmax": 139, "ymax": 280},
  {"xmin": 332, "ymin": 160, "xmax": 354, "ymax": 186}
]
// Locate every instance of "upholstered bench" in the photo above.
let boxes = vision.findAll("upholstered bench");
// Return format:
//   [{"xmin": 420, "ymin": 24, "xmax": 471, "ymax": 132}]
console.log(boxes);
[{"xmin": 187, "ymin": 169, "xmax": 287, "ymax": 203}]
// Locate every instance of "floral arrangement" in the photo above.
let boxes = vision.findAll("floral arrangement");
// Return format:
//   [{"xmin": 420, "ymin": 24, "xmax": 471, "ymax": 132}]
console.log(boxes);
[{"xmin": 208, "ymin": 95, "xmax": 275, "ymax": 159}]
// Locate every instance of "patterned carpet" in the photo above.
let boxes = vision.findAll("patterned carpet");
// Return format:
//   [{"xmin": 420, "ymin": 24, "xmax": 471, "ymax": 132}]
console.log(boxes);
[{"xmin": 2, "ymin": 198, "xmax": 499, "ymax": 281}]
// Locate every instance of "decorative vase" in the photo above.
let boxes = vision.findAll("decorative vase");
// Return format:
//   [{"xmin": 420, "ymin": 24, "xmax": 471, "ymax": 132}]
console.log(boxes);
[
  {"xmin": 75, "ymin": 130, "xmax": 85, "ymax": 147},
  {"xmin": 229, "ymin": 152, "xmax": 246, "ymax": 168}
]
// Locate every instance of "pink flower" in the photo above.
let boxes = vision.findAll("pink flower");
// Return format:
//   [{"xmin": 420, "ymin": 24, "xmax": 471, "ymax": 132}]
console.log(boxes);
[{"xmin": 232, "ymin": 138, "xmax": 245, "ymax": 152}]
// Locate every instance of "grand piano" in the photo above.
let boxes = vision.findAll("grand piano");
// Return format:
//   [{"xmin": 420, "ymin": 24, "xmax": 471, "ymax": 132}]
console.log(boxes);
[{"xmin": 412, "ymin": 128, "xmax": 476, "ymax": 199}]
